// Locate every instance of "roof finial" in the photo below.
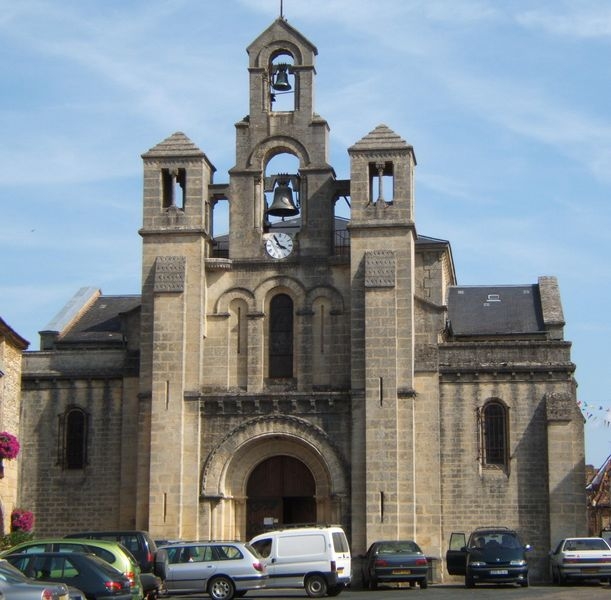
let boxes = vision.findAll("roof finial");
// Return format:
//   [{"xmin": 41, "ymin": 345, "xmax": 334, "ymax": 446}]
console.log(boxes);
[{"xmin": 280, "ymin": 0, "xmax": 284, "ymax": 19}]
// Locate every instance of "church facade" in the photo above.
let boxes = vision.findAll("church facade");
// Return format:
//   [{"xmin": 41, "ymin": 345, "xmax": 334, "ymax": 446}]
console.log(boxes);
[{"xmin": 19, "ymin": 18, "xmax": 585, "ymax": 582}]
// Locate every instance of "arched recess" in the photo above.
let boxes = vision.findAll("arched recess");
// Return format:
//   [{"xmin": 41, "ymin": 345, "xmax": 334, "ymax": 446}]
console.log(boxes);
[
  {"xmin": 254, "ymin": 276, "xmax": 306, "ymax": 313},
  {"xmin": 201, "ymin": 415, "xmax": 349, "ymax": 541},
  {"xmin": 213, "ymin": 287, "xmax": 256, "ymax": 315},
  {"xmin": 248, "ymin": 136, "xmax": 311, "ymax": 170}
]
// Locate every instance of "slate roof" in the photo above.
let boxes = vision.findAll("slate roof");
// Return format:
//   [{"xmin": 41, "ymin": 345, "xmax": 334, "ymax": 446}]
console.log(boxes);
[
  {"xmin": 141, "ymin": 131, "xmax": 208, "ymax": 159},
  {"xmin": 58, "ymin": 295, "xmax": 141, "ymax": 346},
  {"xmin": 447, "ymin": 284, "xmax": 545, "ymax": 337}
]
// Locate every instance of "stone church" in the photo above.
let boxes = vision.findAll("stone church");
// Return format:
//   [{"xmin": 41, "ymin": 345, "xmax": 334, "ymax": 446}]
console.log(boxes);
[{"xmin": 19, "ymin": 17, "xmax": 585, "ymax": 582}]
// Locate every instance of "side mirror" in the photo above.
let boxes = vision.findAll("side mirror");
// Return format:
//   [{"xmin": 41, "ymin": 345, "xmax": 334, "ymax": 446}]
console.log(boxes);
[{"xmin": 524, "ymin": 544, "xmax": 533, "ymax": 552}]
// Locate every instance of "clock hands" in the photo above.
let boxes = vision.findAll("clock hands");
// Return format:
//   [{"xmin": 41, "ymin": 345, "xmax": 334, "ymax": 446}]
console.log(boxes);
[{"xmin": 273, "ymin": 235, "xmax": 288, "ymax": 250}]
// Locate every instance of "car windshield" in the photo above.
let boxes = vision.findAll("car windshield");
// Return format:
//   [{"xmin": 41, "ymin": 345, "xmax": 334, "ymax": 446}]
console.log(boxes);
[
  {"xmin": 564, "ymin": 539, "xmax": 610, "ymax": 551},
  {"xmin": 469, "ymin": 532, "xmax": 520, "ymax": 549},
  {"xmin": 0, "ymin": 560, "xmax": 30, "ymax": 583}
]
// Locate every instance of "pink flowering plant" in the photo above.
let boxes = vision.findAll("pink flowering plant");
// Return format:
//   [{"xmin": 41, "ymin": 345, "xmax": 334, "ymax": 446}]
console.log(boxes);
[
  {"xmin": 11, "ymin": 509, "xmax": 34, "ymax": 533},
  {"xmin": 0, "ymin": 432, "xmax": 20, "ymax": 460}
]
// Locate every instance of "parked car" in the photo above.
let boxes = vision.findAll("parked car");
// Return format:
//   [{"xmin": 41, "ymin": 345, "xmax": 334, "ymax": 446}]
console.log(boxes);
[
  {"xmin": 550, "ymin": 537, "xmax": 611, "ymax": 584},
  {"xmin": 63, "ymin": 532, "xmax": 160, "ymax": 599},
  {"xmin": 0, "ymin": 538, "xmax": 143, "ymax": 600},
  {"xmin": 249, "ymin": 526, "xmax": 351, "ymax": 597},
  {"xmin": 5, "ymin": 552, "xmax": 133, "ymax": 600},
  {"xmin": 0, "ymin": 558, "xmax": 84, "ymax": 600},
  {"xmin": 154, "ymin": 541, "xmax": 267, "ymax": 600},
  {"xmin": 361, "ymin": 540, "xmax": 428, "ymax": 590},
  {"xmin": 446, "ymin": 526, "xmax": 531, "ymax": 588}
]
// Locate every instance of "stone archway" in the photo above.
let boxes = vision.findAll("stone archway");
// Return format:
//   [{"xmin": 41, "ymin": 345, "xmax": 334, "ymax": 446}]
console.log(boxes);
[{"xmin": 200, "ymin": 415, "xmax": 349, "ymax": 541}]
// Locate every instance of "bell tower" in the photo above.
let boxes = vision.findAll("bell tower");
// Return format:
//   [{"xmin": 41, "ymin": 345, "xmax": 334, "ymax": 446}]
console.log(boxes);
[{"xmin": 228, "ymin": 17, "xmax": 337, "ymax": 259}]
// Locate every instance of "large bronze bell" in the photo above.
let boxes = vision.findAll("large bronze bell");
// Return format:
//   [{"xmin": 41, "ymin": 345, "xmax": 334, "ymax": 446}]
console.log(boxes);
[
  {"xmin": 267, "ymin": 178, "xmax": 299, "ymax": 217},
  {"xmin": 272, "ymin": 64, "xmax": 292, "ymax": 92}
]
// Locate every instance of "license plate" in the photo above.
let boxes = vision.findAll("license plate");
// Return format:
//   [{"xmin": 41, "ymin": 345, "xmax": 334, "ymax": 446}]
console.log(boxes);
[
  {"xmin": 490, "ymin": 569, "xmax": 508, "ymax": 575},
  {"xmin": 392, "ymin": 569, "xmax": 411, "ymax": 575},
  {"xmin": 582, "ymin": 568, "xmax": 599, "ymax": 574}
]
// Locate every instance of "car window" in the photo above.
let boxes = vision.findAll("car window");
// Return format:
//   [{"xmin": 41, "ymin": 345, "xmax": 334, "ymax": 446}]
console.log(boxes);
[
  {"xmin": 377, "ymin": 541, "xmax": 420, "ymax": 554},
  {"xmin": 564, "ymin": 539, "xmax": 610, "ymax": 551},
  {"xmin": 251, "ymin": 538, "xmax": 272, "ymax": 558},
  {"xmin": 66, "ymin": 543, "xmax": 117, "ymax": 565},
  {"xmin": 48, "ymin": 556, "xmax": 79, "ymax": 579},
  {"xmin": 119, "ymin": 535, "xmax": 141, "ymax": 555},
  {"xmin": 244, "ymin": 544, "xmax": 262, "ymax": 559},
  {"xmin": 215, "ymin": 545, "xmax": 243, "ymax": 560},
  {"xmin": 18, "ymin": 543, "xmax": 48, "ymax": 553}
]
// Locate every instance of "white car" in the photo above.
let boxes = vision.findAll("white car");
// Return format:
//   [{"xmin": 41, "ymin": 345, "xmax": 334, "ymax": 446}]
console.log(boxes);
[{"xmin": 550, "ymin": 537, "xmax": 611, "ymax": 584}]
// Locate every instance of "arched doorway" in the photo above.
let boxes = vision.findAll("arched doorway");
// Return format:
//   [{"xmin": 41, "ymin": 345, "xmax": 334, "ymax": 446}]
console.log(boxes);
[{"xmin": 246, "ymin": 455, "xmax": 316, "ymax": 539}]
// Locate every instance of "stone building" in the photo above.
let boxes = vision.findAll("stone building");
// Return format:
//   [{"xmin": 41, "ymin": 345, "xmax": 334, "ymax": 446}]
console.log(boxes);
[
  {"xmin": 19, "ymin": 17, "xmax": 585, "ymax": 582},
  {"xmin": 0, "ymin": 317, "xmax": 28, "ymax": 533}
]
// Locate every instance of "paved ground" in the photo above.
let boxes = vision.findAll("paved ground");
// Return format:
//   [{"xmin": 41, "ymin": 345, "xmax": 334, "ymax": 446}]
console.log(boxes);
[{"xmin": 243, "ymin": 583, "xmax": 611, "ymax": 600}]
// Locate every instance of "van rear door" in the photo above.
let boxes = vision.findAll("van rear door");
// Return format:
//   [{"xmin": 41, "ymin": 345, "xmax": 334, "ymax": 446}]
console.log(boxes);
[{"xmin": 331, "ymin": 530, "xmax": 351, "ymax": 581}]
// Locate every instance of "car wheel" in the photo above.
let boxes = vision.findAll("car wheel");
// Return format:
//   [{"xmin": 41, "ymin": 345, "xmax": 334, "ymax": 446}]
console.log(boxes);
[
  {"xmin": 208, "ymin": 576, "xmax": 235, "ymax": 600},
  {"xmin": 520, "ymin": 575, "xmax": 529, "ymax": 588},
  {"xmin": 305, "ymin": 574, "xmax": 328, "ymax": 598},
  {"xmin": 465, "ymin": 574, "xmax": 475, "ymax": 588},
  {"xmin": 419, "ymin": 578, "xmax": 428, "ymax": 589},
  {"xmin": 368, "ymin": 577, "xmax": 378, "ymax": 591}
]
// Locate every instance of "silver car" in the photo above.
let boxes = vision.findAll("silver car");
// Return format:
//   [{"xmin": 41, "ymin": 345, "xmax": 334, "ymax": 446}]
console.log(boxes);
[{"xmin": 155, "ymin": 542, "xmax": 267, "ymax": 600}]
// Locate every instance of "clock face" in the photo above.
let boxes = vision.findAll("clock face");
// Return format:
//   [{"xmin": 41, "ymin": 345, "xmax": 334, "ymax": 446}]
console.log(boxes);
[{"xmin": 265, "ymin": 232, "xmax": 294, "ymax": 259}]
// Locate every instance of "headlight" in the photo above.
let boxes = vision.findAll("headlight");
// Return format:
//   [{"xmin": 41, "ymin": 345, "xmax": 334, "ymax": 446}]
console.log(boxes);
[
  {"xmin": 469, "ymin": 561, "xmax": 486, "ymax": 567},
  {"xmin": 509, "ymin": 560, "xmax": 526, "ymax": 566}
]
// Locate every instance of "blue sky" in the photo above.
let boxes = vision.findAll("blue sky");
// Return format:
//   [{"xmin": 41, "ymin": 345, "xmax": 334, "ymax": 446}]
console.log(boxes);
[{"xmin": 1, "ymin": 0, "xmax": 610, "ymax": 466}]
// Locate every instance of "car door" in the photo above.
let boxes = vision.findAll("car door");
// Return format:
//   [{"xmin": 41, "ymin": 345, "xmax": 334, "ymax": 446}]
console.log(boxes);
[
  {"xmin": 165, "ymin": 545, "xmax": 217, "ymax": 593},
  {"xmin": 446, "ymin": 532, "xmax": 467, "ymax": 576}
]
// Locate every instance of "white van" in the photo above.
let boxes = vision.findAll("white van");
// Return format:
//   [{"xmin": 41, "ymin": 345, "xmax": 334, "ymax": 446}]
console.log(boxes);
[{"xmin": 249, "ymin": 526, "xmax": 351, "ymax": 597}]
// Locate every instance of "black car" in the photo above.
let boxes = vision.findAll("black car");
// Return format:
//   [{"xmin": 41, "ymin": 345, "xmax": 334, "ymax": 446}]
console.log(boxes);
[
  {"xmin": 446, "ymin": 526, "xmax": 531, "ymax": 588},
  {"xmin": 5, "ymin": 552, "xmax": 133, "ymax": 600},
  {"xmin": 64, "ymin": 531, "xmax": 157, "ymax": 574}
]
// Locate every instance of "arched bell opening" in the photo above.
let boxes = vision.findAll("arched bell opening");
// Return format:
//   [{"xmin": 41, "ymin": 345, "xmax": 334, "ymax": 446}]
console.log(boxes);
[
  {"xmin": 264, "ymin": 152, "xmax": 301, "ymax": 231},
  {"xmin": 246, "ymin": 455, "xmax": 316, "ymax": 539},
  {"xmin": 269, "ymin": 51, "xmax": 295, "ymax": 112}
]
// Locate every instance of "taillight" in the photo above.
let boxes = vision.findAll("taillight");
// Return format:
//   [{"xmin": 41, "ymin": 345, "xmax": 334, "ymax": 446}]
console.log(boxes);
[
  {"xmin": 104, "ymin": 581, "xmax": 124, "ymax": 593},
  {"xmin": 125, "ymin": 571, "xmax": 136, "ymax": 587},
  {"xmin": 415, "ymin": 558, "xmax": 428, "ymax": 566},
  {"xmin": 41, "ymin": 589, "xmax": 54, "ymax": 600},
  {"xmin": 330, "ymin": 561, "xmax": 336, "ymax": 572},
  {"xmin": 253, "ymin": 561, "xmax": 264, "ymax": 572},
  {"xmin": 374, "ymin": 559, "xmax": 388, "ymax": 567}
]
